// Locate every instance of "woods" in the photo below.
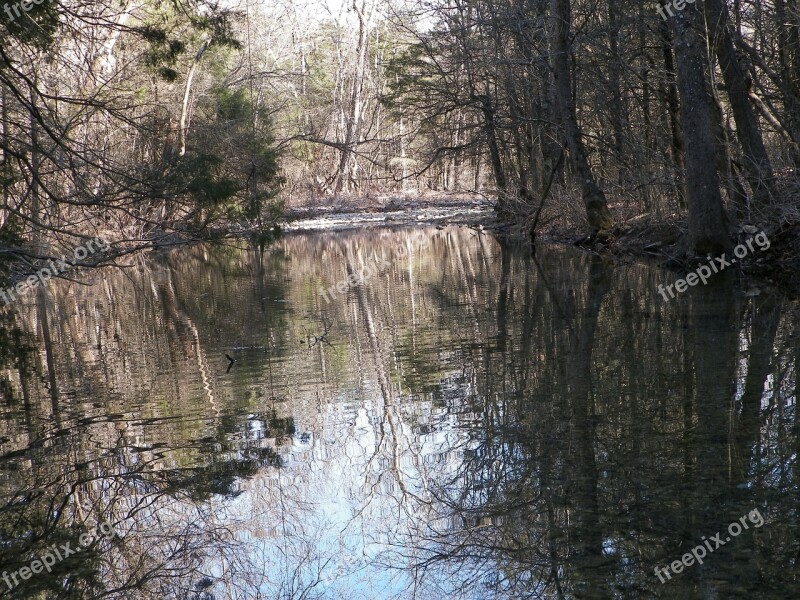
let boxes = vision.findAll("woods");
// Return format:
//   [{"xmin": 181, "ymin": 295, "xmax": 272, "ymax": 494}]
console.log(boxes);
[
  {"xmin": 2, "ymin": 4, "xmax": 800, "ymax": 596},
  {"xmin": 0, "ymin": 0, "xmax": 282, "ymax": 267},
  {"xmin": 0, "ymin": 0, "xmax": 798, "ymax": 264},
  {"xmin": 384, "ymin": 0, "xmax": 797, "ymax": 252}
]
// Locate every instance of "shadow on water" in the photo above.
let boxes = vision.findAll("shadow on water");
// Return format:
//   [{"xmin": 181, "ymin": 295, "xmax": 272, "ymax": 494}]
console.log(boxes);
[{"xmin": 0, "ymin": 227, "xmax": 798, "ymax": 599}]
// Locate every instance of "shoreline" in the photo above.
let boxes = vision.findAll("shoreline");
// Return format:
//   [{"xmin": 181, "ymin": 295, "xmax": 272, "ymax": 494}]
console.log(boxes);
[{"xmin": 280, "ymin": 196, "xmax": 800, "ymax": 299}]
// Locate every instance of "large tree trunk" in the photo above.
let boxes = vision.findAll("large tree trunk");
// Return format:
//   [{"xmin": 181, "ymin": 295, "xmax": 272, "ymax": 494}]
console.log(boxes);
[
  {"xmin": 704, "ymin": 0, "xmax": 777, "ymax": 207},
  {"xmin": 775, "ymin": 0, "xmax": 800, "ymax": 166},
  {"xmin": 709, "ymin": 90, "xmax": 748, "ymax": 212},
  {"xmin": 670, "ymin": 6, "xmax": 730, "ymax": 254},
  {"xmin": 549, "ymin": 0, "xmax": 613, "ymax": 233}
]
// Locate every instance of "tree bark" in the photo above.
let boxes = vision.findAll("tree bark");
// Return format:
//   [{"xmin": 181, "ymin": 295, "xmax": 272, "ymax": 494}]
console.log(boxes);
[
  {"xmin": 775, "ymin": 0, "xmax": 800, "ymax": 166},
  {"xmin": 1, "ymin": 85, "xmax": 8, "ymax": 230},
  {"xmin": 660, "ymin": 17, "xmax": 684, "ymax": 179},
  {"xmin": 478, "ymin": 90, "xmax": 509, "ymax": 212},
  {"xmin": 670, "ymin": 6, "xmax": 730, "ymax": 254},
  {"xmin": 179, "ymin": 38, "xmax": 211, "ymax": 158},
  {"xmin": 608, "ymin": 0, "xmax": 625, "ymax": 169},
  {"xmin": 549, "ymin": 0, "xmax": 613, "ymax": 233},
  {"xmin": 709, "ymin": 89, "xmax": 748, "ymax": 212},
  {"xmin": 335, "ymin": 0, "xmax": 370, "ymax": 194},
  {"xmin": 704, "ymin": 0, "xmax": 777, "ymax": 206}
]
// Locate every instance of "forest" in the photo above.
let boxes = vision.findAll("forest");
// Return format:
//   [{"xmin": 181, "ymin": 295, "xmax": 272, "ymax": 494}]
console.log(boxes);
[
  {"xmin": 2, "ymin": 2, "xmax": 800, "ymax": 599},
  {"xmin": 0, "ymin": 0, "xmax": 798, "ymax": 268}
]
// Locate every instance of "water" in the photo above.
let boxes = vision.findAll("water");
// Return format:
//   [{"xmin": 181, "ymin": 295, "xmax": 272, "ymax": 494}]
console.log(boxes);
[{"xmin": 0, "ymin": 225, "xmax": 797, "ymax": 599}]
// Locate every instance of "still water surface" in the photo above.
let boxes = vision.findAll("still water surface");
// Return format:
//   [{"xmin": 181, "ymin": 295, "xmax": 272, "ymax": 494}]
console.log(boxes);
[{"xmin": 0, "ymin": 225, "xmax": 798, "ymax": 599}]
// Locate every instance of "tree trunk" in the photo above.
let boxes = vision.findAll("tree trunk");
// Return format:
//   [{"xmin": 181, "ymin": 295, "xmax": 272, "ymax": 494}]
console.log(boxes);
[
  {"xmin": 30, "ymin": 72, "xmax": 43, "ymax": 253},
  {"xmin": 608, "ymin": 0, "xmax": 625, "ymax": 172},
  {"xmin": 670, "ymin": 6, "xmax": 730, "ymax": 254},
  {"xmin": 178, "ymin": 38, "xmax": 211, "ymax": 158},
  {"xmin": 335, "ymin": 0, "xmax": 370, "ymax": 194},
  {"xmin": 1, "ymin": 85, "xmax": 8, "ymax": 230},
  {"xmin": 705, "ymin": 0, "xmax": 777, "ymax": 206},
  {"xmin": 549, "ymin": 0, "xmax": 613, "ymax": 233},
  {"xmin": 775, "ymin": 0, "xmax": 800, "ymax": 166},
  {"xmin": 709, "ymin": 90, "xmax": 748, "ymax": 212},
  {"xmin": 479, "ymin": 91, "xmax": 509, "ymax": 213},
  {"xmin": 660, "ymin": 17, "xmax": 684, "ymax": 181}
]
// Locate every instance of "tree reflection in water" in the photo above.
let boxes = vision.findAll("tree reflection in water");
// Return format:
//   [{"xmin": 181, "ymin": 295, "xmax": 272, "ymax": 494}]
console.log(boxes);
[{"xmin": 0, "ymin": 229, "xmax": 798, "ymax": 599}]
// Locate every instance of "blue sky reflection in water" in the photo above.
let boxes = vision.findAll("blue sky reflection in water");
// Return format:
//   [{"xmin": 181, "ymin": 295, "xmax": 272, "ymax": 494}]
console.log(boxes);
[{"xmin": 0, "ymin": 225, "xmax": 797, "ymax": 599}]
